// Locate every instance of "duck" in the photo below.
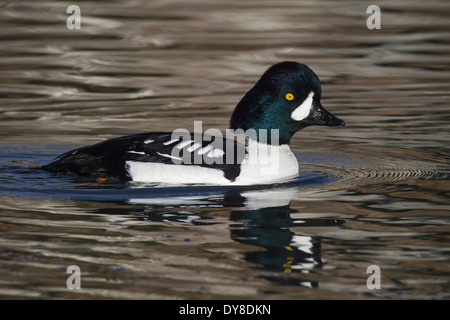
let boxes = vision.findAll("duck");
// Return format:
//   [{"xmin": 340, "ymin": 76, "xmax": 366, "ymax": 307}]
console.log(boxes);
[{"xmin": 40, "ymin": 61, "xmax": 345, "ymax": 185}]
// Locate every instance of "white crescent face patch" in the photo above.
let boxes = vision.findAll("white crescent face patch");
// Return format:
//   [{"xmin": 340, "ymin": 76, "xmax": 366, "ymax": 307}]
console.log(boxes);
[{"xmin": 291, "ymin": 91, "xmax": 314, "ymax": 121}]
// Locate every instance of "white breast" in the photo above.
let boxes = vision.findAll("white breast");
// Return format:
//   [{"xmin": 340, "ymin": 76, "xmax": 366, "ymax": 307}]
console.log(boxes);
[{"xmin": 233, "ymin": 141, "xmax": 299, "ymax": 185}]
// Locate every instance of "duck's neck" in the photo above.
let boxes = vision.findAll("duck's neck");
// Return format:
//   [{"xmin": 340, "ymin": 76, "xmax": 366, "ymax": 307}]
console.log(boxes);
[{"xmin": 229, "ymin": 127, "xmax": 293, "ymax": 146}]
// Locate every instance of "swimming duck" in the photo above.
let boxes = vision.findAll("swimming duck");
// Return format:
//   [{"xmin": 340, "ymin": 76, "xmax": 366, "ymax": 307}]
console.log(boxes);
[{"xmin": 41, "ymin": 61, "xmax": 344, "ymax": 185}]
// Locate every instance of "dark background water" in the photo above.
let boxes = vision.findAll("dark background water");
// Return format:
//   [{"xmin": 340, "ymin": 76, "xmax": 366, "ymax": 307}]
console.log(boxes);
[{"xmin": 0, "ymin": 0, "xmax": 449, "ymax": 299}]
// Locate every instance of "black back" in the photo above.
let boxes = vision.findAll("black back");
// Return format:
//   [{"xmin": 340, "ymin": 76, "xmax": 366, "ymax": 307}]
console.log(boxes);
[{"xmin": 41, "ymin": 132, "xmax": 247, "ymax": 181}]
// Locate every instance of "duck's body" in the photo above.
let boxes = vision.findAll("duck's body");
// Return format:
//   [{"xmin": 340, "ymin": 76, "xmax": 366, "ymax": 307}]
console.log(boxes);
[
  {"xmin": 41, "ymin": 131, "xmax": 299, "ymax": 185},
  {"xmin": 41, "ymin": 62, "xmax": 344, "ymax": 185}
]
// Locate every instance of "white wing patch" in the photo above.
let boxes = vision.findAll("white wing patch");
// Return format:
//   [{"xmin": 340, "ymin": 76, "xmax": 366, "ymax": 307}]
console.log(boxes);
[
  {"xmin": 176, "ymin": 139, "xmax": 194, "ymax": 149},
  {"xmin": 197, "ymin": 145, "xmax": 214, "ymax": 155},
  {"xmin": 127, "ymin": 151, "xmax": 146, "ymax": 155},
  {"xmin": 156, "ymin": 152, "xmax": 182, "ymax": 161},
  {"xmin": 172, "ymin": 138, "xmax": 225, "ymax": 158},
  {"xmin": 187, "ymin": 142, "xmax": 202, "ymax": 152},
  {"xmin": 207, "ymin": 148, "xmax": 225, "ymax": 158},
  {"xmin": 163, "ymin": 138, "xmax": 179, "ymax": 146},
  {"xmin": 291, "ymin": 91, "xmax": 314, "ymax": 121}
]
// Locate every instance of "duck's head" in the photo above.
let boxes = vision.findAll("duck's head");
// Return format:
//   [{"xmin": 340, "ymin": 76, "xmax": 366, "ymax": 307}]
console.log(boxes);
[{"xmin": 230, "ymin": 61, "xmax": 345, "ymax": 145}]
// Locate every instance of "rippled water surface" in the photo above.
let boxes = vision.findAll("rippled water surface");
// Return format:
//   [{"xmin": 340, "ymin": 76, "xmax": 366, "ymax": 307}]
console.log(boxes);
[{"xmin": 1, "ymin": 0, "xmax": 449, "ymax": 299}]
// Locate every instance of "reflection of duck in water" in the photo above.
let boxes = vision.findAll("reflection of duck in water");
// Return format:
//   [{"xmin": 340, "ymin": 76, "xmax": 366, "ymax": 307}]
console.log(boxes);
[
  {"xmin": 231, "ymin": 205, "xmax": 322, "ymax": 274},
  {"xmin": 229, "ymin": 188, "xmax": 344, "ymax": 288},
  {"xmin": 125, "ymin": 184, "xmax": 344, "ymax": 288}
]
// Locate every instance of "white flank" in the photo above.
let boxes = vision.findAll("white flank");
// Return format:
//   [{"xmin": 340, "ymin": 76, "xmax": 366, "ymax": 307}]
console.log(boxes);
[
  {"xmin": 125, "ymin": 139, "xmax": 299, "ymax": 186},
  {"xmin": 126, "ymin": 161, "xmax": 230, "ymax": 185},
  {"xmin": 144, "ymin": 139, "xmax": 154, "ymax": 144},
  {"xmin": 291, "ymin": 91, "xmax": 314, "ymax": 121}
]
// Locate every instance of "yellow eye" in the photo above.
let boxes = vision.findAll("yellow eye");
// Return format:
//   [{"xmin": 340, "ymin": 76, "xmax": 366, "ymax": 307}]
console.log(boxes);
[{"xmin": 285, "ymin": 93, "xmax": 294, "ymax": 101}]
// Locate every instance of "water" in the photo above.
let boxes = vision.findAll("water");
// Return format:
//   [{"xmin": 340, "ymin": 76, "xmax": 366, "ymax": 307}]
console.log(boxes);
[{"xmin": 0, "ymin": 0, "xmax": 449, "ymax": 299}]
